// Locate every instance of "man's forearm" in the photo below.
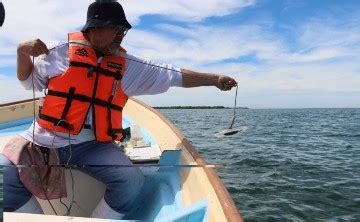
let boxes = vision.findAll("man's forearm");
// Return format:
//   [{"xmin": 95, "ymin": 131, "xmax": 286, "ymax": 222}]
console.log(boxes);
[
  {"xmin": 16, "ymin": 39, "xmax": 49, "ymax": 81},
  {"xmin": 181, "ymin": 68, "xmax": 218, "ymax": 88},
  {"xmin": 17, "ymin": 46, "xmax": 33, "ymax": 81}
]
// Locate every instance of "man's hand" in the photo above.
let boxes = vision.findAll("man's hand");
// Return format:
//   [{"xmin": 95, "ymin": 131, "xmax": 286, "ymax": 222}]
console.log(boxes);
[
  {"xmin": 181, "ymin": 69, "xmax": 238, "ymax": 90},
  {"xmin": 17, "ymin": 39, "xmax": 49, "ymax": 57},
  {"xmin": 17, "ymin": 39, "xmax": 49, "ymax": 81},
  {"xmin": 216, "ymin": 75, "xmax": 238, "ymax": 91}
]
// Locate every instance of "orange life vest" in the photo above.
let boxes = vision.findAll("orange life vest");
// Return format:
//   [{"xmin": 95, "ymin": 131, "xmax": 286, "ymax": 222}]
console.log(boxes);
[{"xmin": 38, "ymin": 32, "xmax": 128, "ymax": 142}]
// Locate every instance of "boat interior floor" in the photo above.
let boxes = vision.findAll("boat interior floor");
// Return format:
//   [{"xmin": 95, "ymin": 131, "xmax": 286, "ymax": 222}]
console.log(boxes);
[{"xmin": 0, "ymin": 117, "xmax": 209, "ymax": 221}]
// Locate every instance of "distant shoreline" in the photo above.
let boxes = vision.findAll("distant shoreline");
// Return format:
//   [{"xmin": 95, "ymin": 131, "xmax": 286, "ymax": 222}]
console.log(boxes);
[{"xmin": 153, "ymin": 106, "xmax": 249, "ymax": 109}]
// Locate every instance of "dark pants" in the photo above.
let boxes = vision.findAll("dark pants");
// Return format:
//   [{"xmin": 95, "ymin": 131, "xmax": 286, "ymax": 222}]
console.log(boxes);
[{"xmin": 1, "ymin": 140, "xmax": 144, "ymax": 213}]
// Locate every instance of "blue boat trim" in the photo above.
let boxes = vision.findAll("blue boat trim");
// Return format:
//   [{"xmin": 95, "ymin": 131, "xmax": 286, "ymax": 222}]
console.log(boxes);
[
  {"xmin": 0, "ymin": 117, "xmax": 34, "ymax": 136},
  {"xmin": 0, "ymin": 117, "xmax": 156, "ymax": 145},
  {"xmin": 122, "ymin": 117, "xmax": 156, "ymax": 145},
  {"xmin": 0, "ymin": 117, "xmax": 209, "ymax": 221},
  {"xmin": 125, "ymin": 150, "xmax": 208, "ymax": 221}
]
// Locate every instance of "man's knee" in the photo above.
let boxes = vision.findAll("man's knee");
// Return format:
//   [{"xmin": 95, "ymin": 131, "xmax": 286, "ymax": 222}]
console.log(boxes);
[
  {"xmin": 127, "ymin": 167, "xmax": 145, "ymax": 193},
  {"xmin": 0, "ymin": 153, "xmax": 13, "ymax": 166},
  {"xmin": 1, "ymin": 154, "xmax": 33, "ymax": 212},
  {"xmin": 116, "ymin": 167, "xmax": 144, "ymax": 195},
  {"xmin": 105, "ymin": 167, "xmax": 145, "ymax": 212}
]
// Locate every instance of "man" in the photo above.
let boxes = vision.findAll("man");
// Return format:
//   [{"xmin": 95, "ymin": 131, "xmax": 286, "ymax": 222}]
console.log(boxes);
[{"xmin": 2, "ymin": 0, "xmax": 237, "ymax": 219}]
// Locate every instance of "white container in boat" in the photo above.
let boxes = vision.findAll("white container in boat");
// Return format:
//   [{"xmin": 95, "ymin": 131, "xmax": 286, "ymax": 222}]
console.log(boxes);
[
  {"xmin": 126, "ymin": 124, "xmax": 144, "ymax": 148},
  {"xmin": 131, "ymin": 124, "xmax": 142, "ymax": 141}
]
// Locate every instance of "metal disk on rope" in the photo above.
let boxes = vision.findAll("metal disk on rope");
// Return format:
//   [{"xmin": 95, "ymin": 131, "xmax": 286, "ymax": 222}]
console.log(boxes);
[
  {"xmin": 214, "ymin": 126, "xmax": 248, "ymax": 138},
  {"xmin": 214, "ymin": 85, "xmax": 247, "ymax": 138}
]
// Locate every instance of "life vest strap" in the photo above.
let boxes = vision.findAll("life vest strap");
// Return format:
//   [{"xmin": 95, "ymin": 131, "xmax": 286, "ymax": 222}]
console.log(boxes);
[
  {"xmin": 83, "ymin": 124, "xmax": 92, "ymax": 129},
  {"xmin": 60, "ymin": 87, "xmax": 76, "ymax": 120},
  {"xmin": 69, "ymin": 61, "xmax": 122, "ymax": 80},
  {"xmin": 108, "ymin": 128, "xmax": 124, "ymax": 141},
  {"xmin": 110, "ymin": 128, "xmax": 123, "ymax": 134},
  {"xmin": 47, "ymin": 90, "xmax": 123, "ymax": 111},
  {"xmin": 38, "ymin": 113, "xmax": 74, "ymax": 130},
  {"xmin": 107, "ymin": 96, "xmax": 116, "ymax": 140},
  {"xmin": 69, "ymin": 39, "xmax": 92, "ymax": 48}
]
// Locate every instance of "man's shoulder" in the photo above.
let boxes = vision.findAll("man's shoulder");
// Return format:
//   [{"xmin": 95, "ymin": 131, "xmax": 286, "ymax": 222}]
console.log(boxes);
[
  {"xmin": 49, "ymin": 42, "xmax": 68, "ymax": 52},
  {"xmin": 42, "ymin": 42, "xmax": 68, "ymax": 60},
  {"xmin": 36, "ymin": 42, "xmax": 69, "ymax": 65}
]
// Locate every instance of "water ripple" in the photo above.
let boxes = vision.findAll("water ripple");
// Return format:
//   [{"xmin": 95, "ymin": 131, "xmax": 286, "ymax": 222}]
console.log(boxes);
[{"xmin": 160, "ymin": 108, "xmax": 360, "ymax": 221}]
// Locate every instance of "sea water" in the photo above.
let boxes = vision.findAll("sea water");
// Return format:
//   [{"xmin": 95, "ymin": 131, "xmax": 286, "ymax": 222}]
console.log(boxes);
[{"xmin": 158, "ymin": 108, "xmax": 360, "ymax": 221}]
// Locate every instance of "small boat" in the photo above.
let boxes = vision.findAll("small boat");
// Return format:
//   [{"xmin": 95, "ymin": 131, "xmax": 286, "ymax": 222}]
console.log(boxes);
[{"xmin": 0, "ymin": 98, "xmax": 242, "ymax": 221}]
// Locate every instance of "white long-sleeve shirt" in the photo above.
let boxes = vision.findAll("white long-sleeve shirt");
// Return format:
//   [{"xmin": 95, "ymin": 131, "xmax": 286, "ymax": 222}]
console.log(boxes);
[{"xmin": 20, "ymin": 43, "xmax": 182, "ymax": 148}]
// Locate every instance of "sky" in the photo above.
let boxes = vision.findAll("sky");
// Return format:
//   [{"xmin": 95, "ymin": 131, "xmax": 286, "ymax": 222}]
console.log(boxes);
[{"xmin": 0, "ymin": 0, "xmax": 359, "ymax": 108}]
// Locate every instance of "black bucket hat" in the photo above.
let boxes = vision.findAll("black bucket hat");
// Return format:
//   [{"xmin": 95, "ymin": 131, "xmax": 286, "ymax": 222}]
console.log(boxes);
[
  {"xmin": 0, "ymin": 2, "xmax": 5, "ymax": 27},
  {"xmin": 81, "ymin": 1, "xmax": 131, "ymax": 32}
]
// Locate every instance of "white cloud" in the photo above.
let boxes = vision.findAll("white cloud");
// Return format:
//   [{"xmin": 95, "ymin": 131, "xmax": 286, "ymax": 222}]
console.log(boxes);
[
  {"xmin": 124, "ymin": 24, "xmax": 283, "ymax": 66},
  {"xmin": 0, "ymin": 0, "xmax": 256, "ymax": 68},
  {"xmin": 122, "ymin": 0, "xmax": 255, "ymax": 24},
  {"xmin": 284, "ymin": 47, "xmax": 350, "ymax": 63},
  {"xmin": 0, "ymin": 56, "xmax": 15, "ymax": 67},
  {"xmin": 1, "ymin": 0, "xmax": 89, "ymax": 45},
  {"xmin": 0, "ymin": 0, "xmax": 255, "ymax": 46},
  {"xmin": 0, "ymin": 74, "xmax": 43, "ymax": 103},
  {"xmin": 297, "ymin": 15, "xmax": 360, "ymax": 50},
  {"xmin": 247, "ymin": 63, "xmax": 360, "ymax": 93},
  {"xmin": 0, "ymin": 0, "xmax": 359, "ymax": 108}
]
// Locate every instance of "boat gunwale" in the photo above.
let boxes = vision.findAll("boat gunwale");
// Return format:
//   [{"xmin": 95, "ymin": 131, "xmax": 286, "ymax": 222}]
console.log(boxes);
[
  {"xmin": 0, "ymin": 98, "xmax": 243, "ymax": 222},
  {"xmin": 0, "ymin": 98, "xmax": 40, "ymax": 107},
  {"xmin": 130, "ymin": 98, "xmax": 242, "ymax": 222}
]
